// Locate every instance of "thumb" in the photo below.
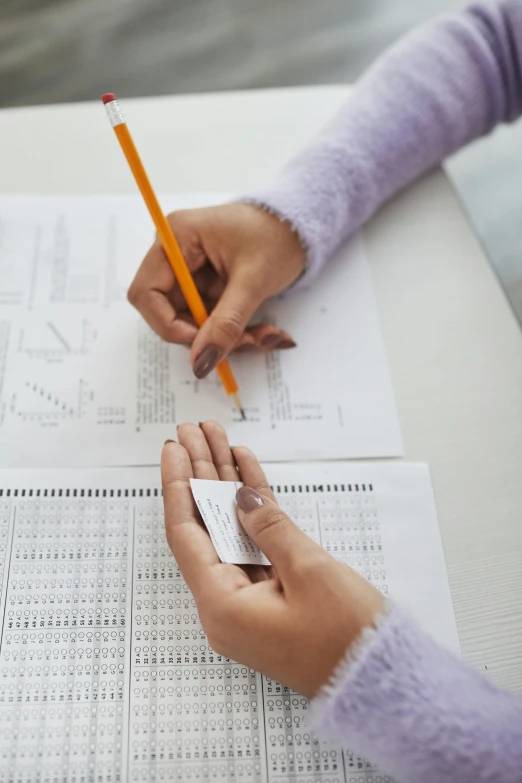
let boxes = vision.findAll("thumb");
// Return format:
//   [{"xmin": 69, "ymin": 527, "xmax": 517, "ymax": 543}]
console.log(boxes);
[
  {"xmin": 235, "ymin": 486, "xmax": 320, "ymax": 575},
  {"xmin": 190, "ymin": 268, "xmax": 263, "ymax": 379}
]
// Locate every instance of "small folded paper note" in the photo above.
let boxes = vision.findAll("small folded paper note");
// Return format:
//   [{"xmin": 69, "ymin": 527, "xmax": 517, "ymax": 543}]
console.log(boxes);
[{"xmin": 190, "ymin": 478, "xmax": 271, "ymax": 566}]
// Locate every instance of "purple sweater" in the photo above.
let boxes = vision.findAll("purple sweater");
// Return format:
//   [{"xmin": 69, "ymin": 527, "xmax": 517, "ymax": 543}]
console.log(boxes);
[{"xmin": 245, "ymin": 2, "xmax": 522, "ymax": 781}]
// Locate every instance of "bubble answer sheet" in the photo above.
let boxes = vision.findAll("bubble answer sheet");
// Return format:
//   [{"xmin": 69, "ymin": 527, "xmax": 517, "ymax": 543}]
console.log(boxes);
[
  {"xmin": 0, "ymin": 460, "xmax": 459, "ymax": 783},
  {"xmin": 0, "ymin": 194, "xmax": 402, "ymax": 468}
]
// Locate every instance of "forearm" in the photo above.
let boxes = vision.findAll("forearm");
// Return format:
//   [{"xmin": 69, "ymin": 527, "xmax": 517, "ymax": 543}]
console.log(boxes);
[
  {"xmin": 312, "ymin": 604, "xmax": 522, "ymax": 783},
  {"xmin": 243, "ymin": 0, "xmax": 522, "ymax": 280}
]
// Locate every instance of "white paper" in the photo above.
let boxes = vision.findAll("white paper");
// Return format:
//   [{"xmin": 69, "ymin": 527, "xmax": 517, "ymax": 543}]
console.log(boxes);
[
  {"xmin": 0, "ymin": 460, "xmax": 458, "ymax": 781},
  {"xmin": 190, "ymin": 478, "xmax": 270, "ymax": 565},
  {"xmin": 0, "ymin": 194, "xmax": 403, "ymax": 467}
]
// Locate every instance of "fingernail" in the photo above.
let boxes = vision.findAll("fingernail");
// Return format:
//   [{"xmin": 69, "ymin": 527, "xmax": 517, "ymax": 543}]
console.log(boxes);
[
  {"xmin": 235, "ymin": 343, "xmax": 257, "ymax": 354},
  {"xmin": 236, "ymin": 486, "xmax": 266, "ymax": 512},
  {"xmin": 164, "ymin": 439, "xmax": 176, "ymax": 445},
  {"xmin": 277, "ymin": 339, "xmax": 297, "ymax": 349},
  {"xmin": 261, "ymin": 333, "xmax": 281, "ymax": 347},
  {"xmin": 193, "ymin": 345, "xmax": 221, "ymax": 379}
]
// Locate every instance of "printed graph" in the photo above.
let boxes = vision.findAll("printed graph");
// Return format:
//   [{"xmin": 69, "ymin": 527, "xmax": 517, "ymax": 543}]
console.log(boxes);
[
  {"xmin": 17, "ymin": 319, "xmax": 97, "ymax": 359},
  {"xmin": 14, "ymin": 378, "xmax": 91, "ymax": 423}
]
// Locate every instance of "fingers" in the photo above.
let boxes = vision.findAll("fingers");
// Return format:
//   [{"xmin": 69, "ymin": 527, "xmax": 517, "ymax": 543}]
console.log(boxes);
[
  {"xmin": 161, "ymin": 440, "xmax": 221, "ymax": 600},
  {"xmin": 235, "ymin": 481, "xmax": 320, "ymax": 577},
  {"xmin": 199, "ymin": 420, "xmax": 240, "ymax": 481},
  {"xmin": 129, "ymin": 224, "xmax": 296, "ymax": 354},
  {"xmin": 128, "ymin": 243, "xmax": 197, "ymax": 344},
  {"xmin": 138, "ymin": 288, "xmax": 198, "ymax": 344},
  {"xmin": 171, "ymin": 425, "xmax": 273, "ymax": 591},
  {"xmin": 168, "ymin": 265, "xmax": 225, "ymax": 312},
  {"xmin": 129, "ymin": 202, "xmax": 303, "ymax": 360},
  {"xmin": 162, "ymin": 438, "xmax": 264, "ymax": 610},
  {"xmin": 232, "ymin": 445, "xmax": 319, "ymax": 576},
  {"xmin": 177, "ymin": 423, "xmax": 219, "ymax": 481},
  {"xmin": 197, "ymin": 423, "xmax": 270, "ymax": 584},
  {"xmin": 164, "ymin": 425, "xmax": 319, "ymax": 591},
  {"xmin": 128, "ymin": 208, "xmax": 208, "ymax": 344},
  {"xmin": 233, "ymin": 447, "xmax": 277, "ymax": 504},
  {"xmin": 247, "ymin": 323, "xmax": 297, "ymax": 351},
  {"xmin": 190, "ymin": 266, "xmax": 264, "ymax": 378}
]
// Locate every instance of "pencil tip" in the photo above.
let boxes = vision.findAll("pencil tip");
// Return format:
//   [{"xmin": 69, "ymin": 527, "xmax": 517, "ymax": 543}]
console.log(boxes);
[{"xmin": 231, "ymin": 392, "xmax": 246, "ymax": 421}]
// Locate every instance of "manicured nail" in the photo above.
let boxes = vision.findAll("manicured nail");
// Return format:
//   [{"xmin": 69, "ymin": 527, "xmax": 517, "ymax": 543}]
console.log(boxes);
[
  {"xmin": 236, "ymin": 486, "xmax": 266, "ymax": 512},
  {"xmin": 261, "ymin": 333, "xmax": 282, "ymax": 347},
  {"xmin": 235, "ymin": 343, "xmax": 257, "ymax": 353},
  {"xmin": 193, "ymin": 345, "xmax": 221, "ymax": 379},
  {"xmin": 277, "ymin": 339, "xmax": 297, "ymax": 349},
  {"xmin": 164, "ymin": 439, "xmax": 176, "ymax": 445}
]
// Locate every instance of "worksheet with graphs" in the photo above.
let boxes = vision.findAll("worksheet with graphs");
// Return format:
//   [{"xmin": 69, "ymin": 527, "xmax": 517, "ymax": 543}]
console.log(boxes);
[
  {"xmin": 0, "ymin": 461, "xmax": 459, "ymax": 783},
  {"xmin": 0, "ymin": 194, "xmax": 403, "ymax": 468}
]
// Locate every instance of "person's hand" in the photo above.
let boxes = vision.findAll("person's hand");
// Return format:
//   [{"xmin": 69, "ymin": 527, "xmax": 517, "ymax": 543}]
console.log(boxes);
[
  {"xmin": 128, "ymin": 203, "xmax": 306, "ymax": 379},
  {"xmin": 161, "ymin": 421, "xmax": 385, "ymax": 698}
]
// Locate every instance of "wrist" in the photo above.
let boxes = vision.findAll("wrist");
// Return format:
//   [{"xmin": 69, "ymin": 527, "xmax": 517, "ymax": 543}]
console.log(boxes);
[{"xmin": 236, "ymin": 199, "xmax": 307, "ymax": 287}]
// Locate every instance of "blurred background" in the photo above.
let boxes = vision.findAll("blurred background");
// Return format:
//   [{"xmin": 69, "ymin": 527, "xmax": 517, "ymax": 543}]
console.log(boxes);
[{"xmin": 1, "ymin": 0, "xmax": 521, "ymax": 322}]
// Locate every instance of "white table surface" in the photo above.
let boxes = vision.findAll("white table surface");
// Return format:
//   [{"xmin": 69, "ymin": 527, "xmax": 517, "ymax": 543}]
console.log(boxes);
[{"xmin": 1, "ymin": 85, "xmax": 521, "ymax": 691}]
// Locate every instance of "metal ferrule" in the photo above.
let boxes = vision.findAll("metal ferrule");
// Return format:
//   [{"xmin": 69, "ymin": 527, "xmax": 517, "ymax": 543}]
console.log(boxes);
[{"xmin": 105, "ymin": 100, "xmax": 125, "ymax": 127}]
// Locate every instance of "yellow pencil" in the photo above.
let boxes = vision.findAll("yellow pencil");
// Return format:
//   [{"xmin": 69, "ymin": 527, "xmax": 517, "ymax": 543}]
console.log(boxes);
[{"xmin": 102, "ymin": 92, "xmax": 245, "ymax": 419}]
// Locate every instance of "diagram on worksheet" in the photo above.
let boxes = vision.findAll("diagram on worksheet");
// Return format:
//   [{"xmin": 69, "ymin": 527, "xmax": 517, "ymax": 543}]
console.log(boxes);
[{"xmin": 18, "ymin": 318, "xmax": 97, "ymax": 358}]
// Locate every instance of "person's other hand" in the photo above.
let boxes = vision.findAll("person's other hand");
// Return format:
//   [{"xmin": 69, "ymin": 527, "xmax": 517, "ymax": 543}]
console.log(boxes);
[
  {"xmin": 161, "ymin": 421, "xmax": 385, "ymax": 698},
  {"xmin": 128, "ymin": 203, "xmax": 306, "ymax": 379}
]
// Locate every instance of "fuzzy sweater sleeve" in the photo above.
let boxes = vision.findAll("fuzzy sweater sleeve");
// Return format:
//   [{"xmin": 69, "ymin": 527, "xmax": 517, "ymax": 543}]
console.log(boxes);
[
  {"xmin": 311, "ymin": 604, "xmax": 522, "ymax": 783},
  {"xmin": 242, "ymin": 0, "xmax": 522, "ymax": 282}
]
